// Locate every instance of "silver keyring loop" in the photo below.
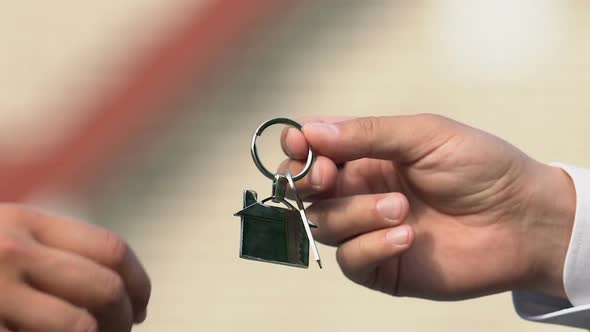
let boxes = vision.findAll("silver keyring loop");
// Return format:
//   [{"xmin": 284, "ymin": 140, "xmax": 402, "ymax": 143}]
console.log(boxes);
[{"xmin": 251, "ymin": 118, "xmax": 314, "ymax": 182}]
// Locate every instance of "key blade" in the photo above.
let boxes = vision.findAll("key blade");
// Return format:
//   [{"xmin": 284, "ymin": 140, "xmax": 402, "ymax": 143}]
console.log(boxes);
[{"xmin": 299, "ymin": 209, "xmax": 321, "ymax": 266}]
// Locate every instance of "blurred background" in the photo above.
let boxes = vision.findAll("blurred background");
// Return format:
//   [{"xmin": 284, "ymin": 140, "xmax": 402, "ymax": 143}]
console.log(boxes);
[{"xmin": 1, "ymin": 0, "xmax": 589, "ymax": 330}]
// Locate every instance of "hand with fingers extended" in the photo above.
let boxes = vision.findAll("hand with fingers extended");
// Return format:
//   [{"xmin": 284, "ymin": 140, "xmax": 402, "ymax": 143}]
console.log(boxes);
[
  {"xmin": 0, "ymin": 204, "xmax": 150, "ymax": 332},
  {"xmin": 279, "ymin": 114, "xmax": 575, "ymax": 301}
]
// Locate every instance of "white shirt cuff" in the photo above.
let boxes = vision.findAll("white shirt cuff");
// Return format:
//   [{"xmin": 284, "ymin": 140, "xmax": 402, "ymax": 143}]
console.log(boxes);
[
  {"xmin": 513, "ymin": 291, "xmax": 590, "ymax": 328},
  {"xmin": 513, "ymin": 163, "xmax": 590, "ymax": 328}
]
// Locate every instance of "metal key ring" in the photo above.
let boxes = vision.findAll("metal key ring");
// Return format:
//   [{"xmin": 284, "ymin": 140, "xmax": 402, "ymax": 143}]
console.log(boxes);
[{"xmin": 251, "ymin": 118, "xmax": 314, "ymax": 182}]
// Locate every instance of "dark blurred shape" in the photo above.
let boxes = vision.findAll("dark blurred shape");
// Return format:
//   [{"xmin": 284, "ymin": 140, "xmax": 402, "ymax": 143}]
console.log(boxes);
[{"xmin": 0, "ymin": 0, "xmax": 292, "ymax": 201}]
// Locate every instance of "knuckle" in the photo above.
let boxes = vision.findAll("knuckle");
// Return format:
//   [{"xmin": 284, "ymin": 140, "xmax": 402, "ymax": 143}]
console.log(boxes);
[
  {"xmin": 0, "ymin": 205, "xmax": 61, "ymax": 234},
  {"xmin": 415, "ymin": 113, "xmax": 454, "ymax": 131},
  {"xmin": 307, "ymin": 204, "xmax": 333, "ymax": 244},
  {"xmin": 313, "ymin": 231, "xmax": 334, "ymax": 246},
  {"xmin": 0, "ymin": 280, "xmax": 19, "ymax": 312},
  {"xmin": 335, "ymin": 246, "xmax": 348, "ymax": 272},
  {"xmin": 0, "ymin": 235, "xmax": 29, "ymax": 262},
  {"xmin": 0, "ymin": 204, "xmax": 35, "ymax": 225},
  {"xmin": 355, "ymin": 235, "xmax": 368, "ymax": 258},
  {"xmin": 70, "ymin": 311, "xmax": 98, "ymax": 332},
  {"xmin": 102, "ymin": 231, "xmax": 128, "ymax": 267},
  {"xmin": 357, "ymin": 116, "xmax": 380, "ymax": 138},
  {"xmin": 335, "ymin": 245, "xmax": 358, "ymax": 284},
  {"xmin": 337, "ymin": 238, "xmax": 374, "ymax": 286},
  {"xmin": 138, "ymin": 276, "xmax": 152, "ymax": 308},
  {"xmin": 335, "ymin": 244, "xmax": 354, "ymax": 272},
  {"xmin": 101, "ymin": 272, "xmax": 126, "ymax": 305}
]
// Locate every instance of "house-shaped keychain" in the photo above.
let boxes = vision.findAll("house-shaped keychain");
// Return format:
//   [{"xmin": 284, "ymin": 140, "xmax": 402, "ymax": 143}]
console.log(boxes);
[{"xmin": 234, "ymin": 190, "xmax": 309, "ymax": 268}]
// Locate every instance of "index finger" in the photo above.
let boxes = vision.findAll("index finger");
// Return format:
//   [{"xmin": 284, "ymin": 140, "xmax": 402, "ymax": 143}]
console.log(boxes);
[
  {"xmin": 21, "ymin": 208, "xmax": 151, "ymax": 322},
  {"xmin": 302, "ymin": 114, "xmax": 458, "ymax": 163}
]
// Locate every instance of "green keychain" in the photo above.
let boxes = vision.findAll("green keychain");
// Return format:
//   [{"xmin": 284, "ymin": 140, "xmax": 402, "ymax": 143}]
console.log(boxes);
[{"xmin": 234, "ymin": 118, "xmax": 322, "ymax": 268}]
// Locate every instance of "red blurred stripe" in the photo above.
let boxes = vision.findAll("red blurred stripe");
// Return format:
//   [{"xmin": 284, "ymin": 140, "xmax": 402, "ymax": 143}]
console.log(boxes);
[{"xmin": 0, "ymin": 0, "xmax": 290, "ymax": 201}]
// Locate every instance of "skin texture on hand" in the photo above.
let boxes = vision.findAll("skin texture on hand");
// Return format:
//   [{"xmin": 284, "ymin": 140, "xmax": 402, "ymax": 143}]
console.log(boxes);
[
  {"xmin": 0, "ymin": 204, "xmax": 151, "ymax": 332},
  {"xmin": 279, "ymin": 114, "xmax": 575, "ymax": 301}
]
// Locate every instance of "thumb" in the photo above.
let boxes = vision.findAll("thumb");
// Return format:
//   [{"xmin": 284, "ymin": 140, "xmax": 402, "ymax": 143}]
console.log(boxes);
[{"xmin": 302, "ymin": 114, "xmax": 456, "ymax": 163}]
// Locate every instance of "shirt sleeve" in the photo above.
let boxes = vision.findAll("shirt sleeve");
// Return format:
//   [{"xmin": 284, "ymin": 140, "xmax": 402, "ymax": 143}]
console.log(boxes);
[{"xmin": 513, "ymin": 164, "xmax": 590, "ymax": 329}]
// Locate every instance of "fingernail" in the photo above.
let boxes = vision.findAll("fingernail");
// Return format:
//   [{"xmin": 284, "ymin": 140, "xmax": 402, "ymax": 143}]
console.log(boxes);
[
  {"xmin": 310, "ymin": 165, "xmax": 322, "ymax": 189},
  {"xmin": 386, "ymin": 227, "xmax": 409, "ymax": 246},
  {"xmin": 303, "ymin": 122, "xmax": 339, "ymax": 140},
  {"xmin": 376, "ymin": 196, "xmax": 402, "ymax": 222}
]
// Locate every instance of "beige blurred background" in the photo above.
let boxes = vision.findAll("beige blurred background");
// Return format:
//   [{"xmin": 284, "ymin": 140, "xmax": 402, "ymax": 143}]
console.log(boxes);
[{"xmin": 2, "ymin": 0, "xmax": 590, "ymax": 331}]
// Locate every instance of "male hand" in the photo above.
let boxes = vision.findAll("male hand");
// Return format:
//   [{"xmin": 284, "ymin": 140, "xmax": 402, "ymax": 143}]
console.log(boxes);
[
  {"xmin": 0, "ymin": 204, "xmax": 151, "ymax": 331},
  {"xmin": 280, "ymin": 114, "xmax": 574, "ymax": 300}
]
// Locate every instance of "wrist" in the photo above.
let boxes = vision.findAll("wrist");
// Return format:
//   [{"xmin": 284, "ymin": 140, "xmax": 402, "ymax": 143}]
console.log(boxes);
[{"xmin": 521, "ymin": 163, "xmax": 575, "ymax": 298}]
